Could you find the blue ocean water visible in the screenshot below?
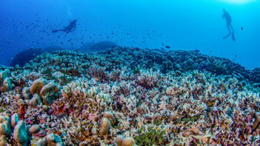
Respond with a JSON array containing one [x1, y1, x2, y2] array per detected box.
[[0, 0, 259, 69]]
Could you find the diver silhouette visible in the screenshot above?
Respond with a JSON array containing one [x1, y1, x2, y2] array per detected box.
[[222, 9, 236, 41], [52, 19, 77, 34]]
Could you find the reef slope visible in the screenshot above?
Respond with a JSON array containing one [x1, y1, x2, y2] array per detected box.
[[0, 47, 259, 145]]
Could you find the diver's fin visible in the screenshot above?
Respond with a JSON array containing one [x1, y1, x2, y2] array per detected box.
[[222, 33, 230, 40], [231, 32, 236, 41]]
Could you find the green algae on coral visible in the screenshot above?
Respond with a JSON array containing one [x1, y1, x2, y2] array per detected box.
[[135, 127, 166, 146]]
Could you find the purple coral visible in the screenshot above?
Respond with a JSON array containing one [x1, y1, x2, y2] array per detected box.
[[87, 65, 107, 81]]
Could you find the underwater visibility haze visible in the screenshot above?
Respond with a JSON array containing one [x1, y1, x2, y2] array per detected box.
[[0, 0, 259, 145], [0, 0, 260, 69]]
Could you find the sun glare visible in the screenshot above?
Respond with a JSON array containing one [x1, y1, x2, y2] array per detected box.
[[220, 0, 256, 4]]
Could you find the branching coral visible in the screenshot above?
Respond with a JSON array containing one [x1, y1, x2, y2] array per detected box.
[[135, 70, 159, 89], [0, 48, 259, 145], [87, 65, 107, 82]]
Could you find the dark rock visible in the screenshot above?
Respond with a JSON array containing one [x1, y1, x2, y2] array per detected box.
[[250, 68, 260, 84], [9, 47, 62, 67], [10, 48, 44, 67]]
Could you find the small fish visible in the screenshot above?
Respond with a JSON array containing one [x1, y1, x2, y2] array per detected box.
[[165, 45, 171, 49]]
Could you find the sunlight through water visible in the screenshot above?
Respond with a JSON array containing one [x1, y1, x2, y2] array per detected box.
[[219, 0, 256, 4]]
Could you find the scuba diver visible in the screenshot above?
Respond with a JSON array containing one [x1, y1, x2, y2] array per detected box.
[[52, 19, 77, 33], [222, 9, 236, 41]]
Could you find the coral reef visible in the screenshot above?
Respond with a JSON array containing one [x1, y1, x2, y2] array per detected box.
[[9, 47, 62, 67], [0, 47, 259, 145], [9, 48, 44, 67], [14, 120, 29, 146], [135, 126, 166, 145], [79, 41, 118, 53], [116, 136, 135, 146]]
